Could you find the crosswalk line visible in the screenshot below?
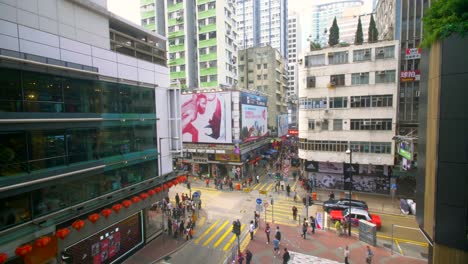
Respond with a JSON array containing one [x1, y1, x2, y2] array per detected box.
[[213, 224, 235, 248], [223, 224, 245, 251], [203, 220, 230, 246], [194, 219, 220, 244]]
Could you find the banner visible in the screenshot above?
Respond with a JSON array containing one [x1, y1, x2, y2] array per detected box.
[[316, 212, 323, 230], [405, 48, 422, 59], [214, 153, 241, 162], [240, 105, 268, 142], [277, 114, 289, 137], [318, 162, 343, 174], [181, 92, 232, 143], [400, 70, 421, 82]]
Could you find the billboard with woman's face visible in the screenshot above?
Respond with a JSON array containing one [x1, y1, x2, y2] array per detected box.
[[240, 92, 268, 142]]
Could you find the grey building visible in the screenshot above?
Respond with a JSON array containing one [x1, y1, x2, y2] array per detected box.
[[238, 46, 288, 132]]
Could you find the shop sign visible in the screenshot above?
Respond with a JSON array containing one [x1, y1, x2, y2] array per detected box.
[[405, 48, 422, 59], [193, 158, 208, 163], [288, 129, 298, 135], [205, 149, 215, 153], [215, 154, 240, 162], [400, 70, 421, 82]]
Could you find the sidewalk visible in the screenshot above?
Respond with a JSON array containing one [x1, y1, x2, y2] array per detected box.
[[244, 219, 426, 264]]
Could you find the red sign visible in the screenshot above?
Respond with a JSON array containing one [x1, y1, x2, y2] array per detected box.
[[288, 129, 298, 135], [400, 70, 421, 82], [405, 48, 422, 59]]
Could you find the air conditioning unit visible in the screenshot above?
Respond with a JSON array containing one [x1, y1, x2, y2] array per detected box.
[[316, 121, 322, 126], [227, 30, 231, 35], [375, 121, 382, 125], [327, 82, 336, 88], [176, 17, 183, 22], [324, 109, 329, 114]]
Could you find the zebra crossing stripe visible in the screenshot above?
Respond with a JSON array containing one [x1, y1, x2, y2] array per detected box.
[[203, 220, 230, 246], [194, 219, 220, 244], [223, 224, 245, 251]]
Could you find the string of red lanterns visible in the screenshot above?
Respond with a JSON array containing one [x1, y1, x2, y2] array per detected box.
[[15, 244, 32, 257], [0, 253, 8, 264], [35, 236, 51, 248], [56, 228, 70, 240]]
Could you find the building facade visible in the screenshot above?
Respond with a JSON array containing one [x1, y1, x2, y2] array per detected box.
[[237, 46, 288, 132], [298, 40, 399, 194], [286, 12, 301, 126], [141, 0, 238, 89], [0, 0, 181, 262], [236, 0, 288, 58]]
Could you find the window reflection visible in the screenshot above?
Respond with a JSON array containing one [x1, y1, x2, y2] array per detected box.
[[0, 194, 31, 231]]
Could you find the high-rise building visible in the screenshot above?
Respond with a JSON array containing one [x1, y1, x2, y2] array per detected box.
[[0, 0, 181, 261], [310, 0, 370, 47], [238, 46, 288, 132], [298, 40, 399, 194], [236, 0, 288, 58], [140, 0, 238, 89], [286, 12, 301, 126]]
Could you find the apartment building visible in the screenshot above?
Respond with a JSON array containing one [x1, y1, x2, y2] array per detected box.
[[0, 0, 181, 262], [286, 12, 301, 126], [298, 40, 399, 194]]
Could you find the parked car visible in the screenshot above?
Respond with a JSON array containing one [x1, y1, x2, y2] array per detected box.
[[330, 208, 382, 229], [322, 198, 368, 213]]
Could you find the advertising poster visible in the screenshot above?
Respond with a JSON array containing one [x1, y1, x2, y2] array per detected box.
[[181, 92, 232, 143], [304, 160, 318, 172], [314, 172, 344, 189], [277, 114, 289, 137], [318, 162, 344, 174], [240, 92, 268, 142]]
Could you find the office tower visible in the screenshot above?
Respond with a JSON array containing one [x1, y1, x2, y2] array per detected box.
[[286, 12, 301, 126]]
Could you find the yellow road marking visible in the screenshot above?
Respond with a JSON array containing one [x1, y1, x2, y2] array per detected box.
[[203, 220, 230, 246], [214, 224, 235, 248], [395, 239, 404, 255], [197, 216, 206, 227], [223, 224, 245, 251], [376, 234, 428, 247], [292, 178, 299, 190], [265, 183, 274, 192], [254, 182, 267, 190], [194, 219, 220, 244], [240, 228, 257, 252]]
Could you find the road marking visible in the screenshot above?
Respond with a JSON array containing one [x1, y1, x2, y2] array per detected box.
[[223, 224, 245, 251], [240, 228, 258, 252], [197, 216, 206, 227], [194, 219, 220, 244], [291, 178, 299, 190], [254, 182, 267, 190], [376, 234, 428, 247], [265, 183, 274, 192], [203, 220, 230, 246], [213, 224, 235, 248], [395, 239, 404, 255]]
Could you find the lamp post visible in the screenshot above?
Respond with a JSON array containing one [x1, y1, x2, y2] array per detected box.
[[345, 149, 352, 236], [158, 136, 179, 232]]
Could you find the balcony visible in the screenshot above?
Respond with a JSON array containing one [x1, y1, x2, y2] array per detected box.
[[168, 30, 185, 38], [200, 67, 218, 76], [168, 2, 184, 13], [199, 52, 217, 62], [199, 38, 217, 48], [198, 8, 216, 20], [199, 24, 216, 34], [171, 71, 187, 79], [169, 43, 185, 53]]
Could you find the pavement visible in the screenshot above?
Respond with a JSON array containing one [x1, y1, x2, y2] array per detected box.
[[123, 168, 423, 264]]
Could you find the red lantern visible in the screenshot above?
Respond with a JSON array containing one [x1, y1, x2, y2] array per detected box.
[[140, 193, 149, 200], [122, 200, 132, 208], [35, 236, 51, 248], [56, 228, 70, 240], [112, 204, 122, 213], [167, 182, 173, 188], [173, 179, 179, 185], [154, 187, 161, 193], [15, 244, 32, 257], [0, 253, 8, 264], [72, 219, 85, 231], [88, 213, 100, 223], [131, 196, 141, 203], [162, 184, 168, 190], [101, 208, 112, 218], [147, 189, 155, 196]]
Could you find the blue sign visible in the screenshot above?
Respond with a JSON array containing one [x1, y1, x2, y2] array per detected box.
[[256, 198, 262, 205], [193, 191, 200, 198], [391, 183, 397, 190]]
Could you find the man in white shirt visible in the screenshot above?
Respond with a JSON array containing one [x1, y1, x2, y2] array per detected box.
[[249, 220, 255, 240]]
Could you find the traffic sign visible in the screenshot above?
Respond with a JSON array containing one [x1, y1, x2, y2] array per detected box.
[[256, 198, 262, 205], [256, 204, 263, 212], [263, 202, 269, 208], [193, 191, 200, 198]]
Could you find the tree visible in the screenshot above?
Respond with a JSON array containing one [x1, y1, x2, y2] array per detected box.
[[368, 14, 379, 43], [328, 17, 340, 46], [354, 17, 364, 45]]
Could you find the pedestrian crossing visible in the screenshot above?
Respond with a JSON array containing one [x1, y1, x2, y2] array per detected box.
[[191, 218, 249, 252], [263, 194, 303, 227]]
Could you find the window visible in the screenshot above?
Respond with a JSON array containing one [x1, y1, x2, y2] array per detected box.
[[200, 76, 208, 82], [351, 95, 392, 107], [375, 70, 396, 83], [264, 63, 267, 69], [333, 119, 343, 130], [350, 96, 371, 108], [330, 74, 345, 86], [351, 72, 369, 85], [257, 64, 261, 70], [328, 51, 348, 64], [299, 97, 327, 109], [321, 119, 329, 130], [353, 49, 371, 62], [305, 54, 325, 67], [263, 74, 267, 80], [375, 46, 395, 59], [308, 119, 315, 130], [329, 97, 348, 108], [298, 140, 348, 152], [257, 75, 261, 80], [350, 119, 393, 130], [306, 76, 316, 88]]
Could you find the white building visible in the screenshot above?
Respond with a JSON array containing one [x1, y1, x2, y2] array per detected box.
[[236, 0, 288, 57], [298, 40, 399, 194], [287, 12, 301, 125]]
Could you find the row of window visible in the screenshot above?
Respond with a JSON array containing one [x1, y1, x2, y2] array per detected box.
[[306, 118, 392, 131], [306, 70, 396, 88], [299, 95, 393, 109], [304, 46, 395, 67], [0, 160, 157, 231], [0, 69, 156, 113], [0, 126, 157, 176], [298, 140, 392, 154], [200, 75, 217, 82], [198, 1, 216, 12]]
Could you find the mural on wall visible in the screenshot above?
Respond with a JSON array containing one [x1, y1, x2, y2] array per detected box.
[[181, 92, 232, 143], [240, 92, 268, 142]]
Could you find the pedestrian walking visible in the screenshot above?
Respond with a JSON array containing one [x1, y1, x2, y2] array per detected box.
[[282, 248, 291, 264], [205, 178, 209, 187], [344, 245, 350, 264], [366, 245, 374, 264], [292, 206, 298, 221], [310, 216, 316, 234], [265, 223, 271, 244], [275, 226, 282, 242], [293, 189, 297, 203], [245, 249, 253, 264], [335, 220, 341, 236], [301, 222, 308, 239], [286, 184, 291, 197], [273, 237, 280, 257], [237, 250, 244, 264], [175, 193, 180, 206], [329, 191, 335, 200], [256, 175, 260, 184], [249, 220, 255, 240], [255, 212, 260, 228], [167, 218, 172, 236]]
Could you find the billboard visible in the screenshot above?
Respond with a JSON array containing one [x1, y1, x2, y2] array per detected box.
[[277, 114, 289, 137], [181, 92, 232, 143], [400, 70, 421, 82], [240, 92, 268, 142], [405, 48, 422, 59]]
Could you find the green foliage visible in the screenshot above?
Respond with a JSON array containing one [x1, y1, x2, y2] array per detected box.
[[422, 0, 468, 48], [355, 17, 364, 45], [310, 42, 321, 50], [368, 14, 378, 43], [328, 17, 340, 46]]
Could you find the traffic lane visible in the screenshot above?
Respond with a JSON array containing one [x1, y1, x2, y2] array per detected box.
[[373, 212, 426, 243]]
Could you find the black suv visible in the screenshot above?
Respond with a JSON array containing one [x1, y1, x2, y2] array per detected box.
[[322, 198, 368, 213]]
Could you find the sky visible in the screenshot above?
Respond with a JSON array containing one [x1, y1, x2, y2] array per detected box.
[[107, 0, 374, 25]]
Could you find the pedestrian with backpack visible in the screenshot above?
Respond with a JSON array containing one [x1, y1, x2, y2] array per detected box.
[[245, 249, 253, 264], [282, 248, 291, 263], [275, 226, 282, 242], [265, 223, 271, 244]]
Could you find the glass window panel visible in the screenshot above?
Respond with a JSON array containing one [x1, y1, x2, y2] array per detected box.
[[29, 130, 66, 170], [23, 72, 64, 112], [0, 68, 22, 112], [0, 132, 28, 176], [67, 128, 97, 164], [101, 82, 121, 113], [0, 193, 31, 231]]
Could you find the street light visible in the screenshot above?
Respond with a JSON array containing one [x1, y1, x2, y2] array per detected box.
[[345, 149, 352, 237], [158, 136, 179, 232]]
